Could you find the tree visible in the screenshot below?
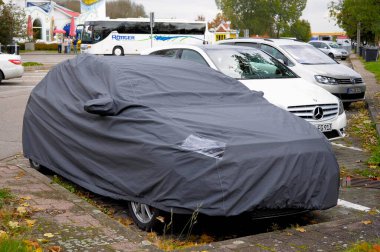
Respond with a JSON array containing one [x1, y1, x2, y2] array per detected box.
[[207, 13, 228, 29], [270, 0, 307, 38], [0, 1, 26, 45], [106, 0, 147, 18], [329, 0, 380, 43], [282, 19, 311, 42], [215, 0, 307, 37]]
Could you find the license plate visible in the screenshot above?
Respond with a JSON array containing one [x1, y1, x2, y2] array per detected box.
[[347, 87, 362, 94], [316, 124, 332, 132]]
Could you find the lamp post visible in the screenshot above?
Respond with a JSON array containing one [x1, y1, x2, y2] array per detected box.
[[357, 22, 361, 54]]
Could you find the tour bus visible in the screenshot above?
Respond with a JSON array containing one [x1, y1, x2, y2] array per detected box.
[[79, 18, 209, 55]]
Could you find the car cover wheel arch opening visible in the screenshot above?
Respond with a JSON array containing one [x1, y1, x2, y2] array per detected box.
[[0, 70, 4, 83], [113, 46, 124, 56], [128, 201, 160, 230], [328, 53, 334, 59]]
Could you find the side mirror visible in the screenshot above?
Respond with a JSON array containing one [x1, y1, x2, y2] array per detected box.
[[84, 97, 116, 116]]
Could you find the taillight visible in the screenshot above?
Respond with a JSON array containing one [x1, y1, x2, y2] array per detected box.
[[9, 59, 22, 65]]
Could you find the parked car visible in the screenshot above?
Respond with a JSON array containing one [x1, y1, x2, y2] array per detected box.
[[23, 54, 339, 231], [142, 45, 347, 140], [309, 40, 349, 60], [217, 38, 365, 107], [0, 52, 24, 82]]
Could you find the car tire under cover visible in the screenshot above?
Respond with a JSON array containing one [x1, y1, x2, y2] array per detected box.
[[127, 201, 162, 231], [29, 159, 41, 169], [328, 53, 334, 59]]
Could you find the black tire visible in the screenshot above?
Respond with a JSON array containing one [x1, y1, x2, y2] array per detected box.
[[29, 159, 42, 170], [343, 102, 351, 109], [112, 46, 124, 56], [328, 53, 334, 59], [341, 57, 347, 60], [127, 201, 162, 231]]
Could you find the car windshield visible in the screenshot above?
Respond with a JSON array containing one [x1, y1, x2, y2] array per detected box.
[[328, 42, 341, 49], [281, 45, 337, 65], [206, 48, 297, 79]]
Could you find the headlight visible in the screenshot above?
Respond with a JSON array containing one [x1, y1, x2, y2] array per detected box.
[[338, 99, 344, 115], [314, 75, 338, 85]]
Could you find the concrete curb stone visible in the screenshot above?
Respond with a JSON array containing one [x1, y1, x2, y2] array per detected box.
[[349, 54, 380, 137]]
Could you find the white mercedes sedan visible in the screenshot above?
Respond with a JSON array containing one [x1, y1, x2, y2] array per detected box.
[[142, 45, 347, 140], [0, 52, 24, 82]]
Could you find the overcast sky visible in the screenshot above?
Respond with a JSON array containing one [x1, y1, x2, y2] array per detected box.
[[133, 0, 343, 33]]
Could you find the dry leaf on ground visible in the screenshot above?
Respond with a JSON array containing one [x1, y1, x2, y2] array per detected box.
[[44, 233, 54, 238], [295, 227, 306, 233], [361, 220, 372, 225]]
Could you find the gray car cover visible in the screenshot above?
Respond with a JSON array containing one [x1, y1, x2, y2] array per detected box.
[[23, 54, 340, 216]]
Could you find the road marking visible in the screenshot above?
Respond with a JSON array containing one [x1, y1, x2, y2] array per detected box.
[[331, 142, 363, 152], [337, 199, 372, 212]]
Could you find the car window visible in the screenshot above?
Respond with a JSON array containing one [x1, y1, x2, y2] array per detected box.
[[219, 42, 235, 45], [320, 42, 329, 49], [259, 44, 294, 66], [149, 49, 178, 58], [328, 42, 341, 49], [180, 49, 209, 66], [310, 42, 320, 48], [206, 48, 297, 80], [234, 42, 260, 49], [280, 45, 337, 65]]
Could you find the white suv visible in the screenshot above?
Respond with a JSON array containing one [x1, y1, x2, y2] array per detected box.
[[217, 38, 366, 107], [142, 44, 347, 140]]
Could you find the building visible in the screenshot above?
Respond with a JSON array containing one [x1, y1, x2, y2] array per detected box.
[[209, 21, 238, 43], [26, 1, 80, 41], [4, 0, 106, 42]]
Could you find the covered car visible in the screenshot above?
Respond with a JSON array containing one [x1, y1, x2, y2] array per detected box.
[[23, 54, 339, 230]]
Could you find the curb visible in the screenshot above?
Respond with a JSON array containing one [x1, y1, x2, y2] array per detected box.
[[24, 65, 53, 71], [349, 54, 380, 138]]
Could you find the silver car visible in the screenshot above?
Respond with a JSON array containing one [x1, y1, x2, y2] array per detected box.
[[309, 40, 349, 60], [217, 38, 365, 107]]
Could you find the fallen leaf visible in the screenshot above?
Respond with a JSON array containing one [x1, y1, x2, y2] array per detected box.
[[361, 220, 372, 225], [25, 219, 36, 227], [17, 206, 27, 214], [44, 233, 54, 238], [285, 232, 293, 236], [21, 203, 30, 207], [47, 246, 62, 252], [8, 221, 20, 229], [14, 171, 25, 179], [156, 216, 165, 223], [37, 239, 49, 243], [295, 227, 306, 233], [0, 230, 8, 239], [21, 196, 31, 200], [23, 240, 40, 248]]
